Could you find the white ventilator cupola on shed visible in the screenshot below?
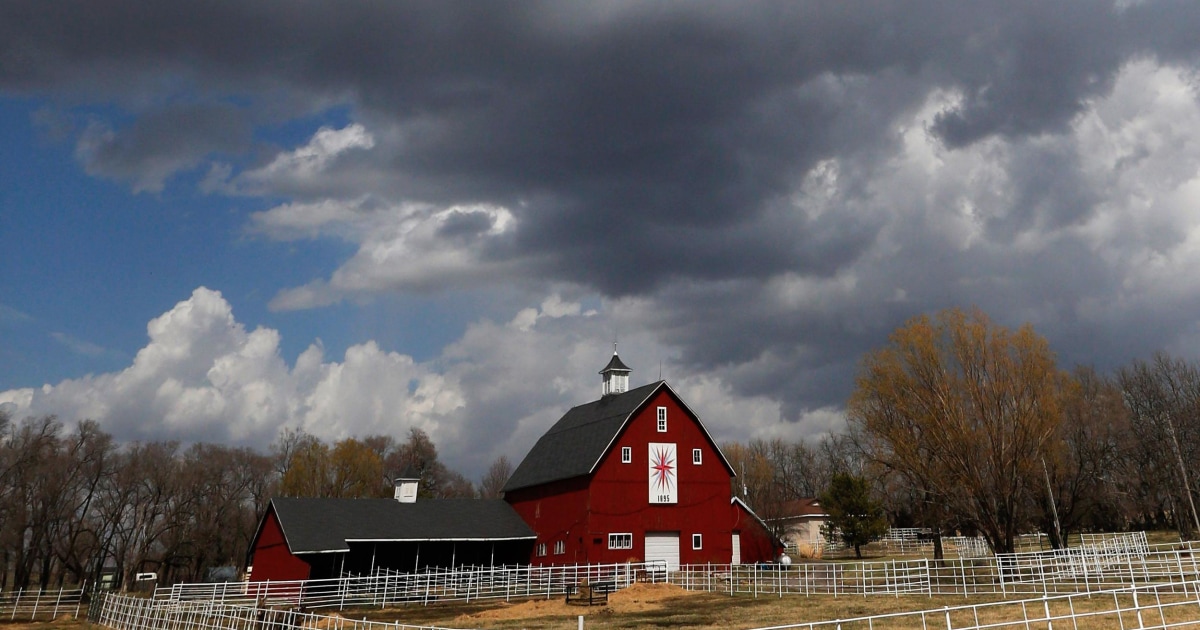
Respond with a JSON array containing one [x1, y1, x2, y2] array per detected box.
[[393, 465, 420, 503], [600, 347, 632, 396]]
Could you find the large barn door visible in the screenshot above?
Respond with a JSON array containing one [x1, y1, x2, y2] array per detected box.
[[731, 532, 741, 565], [644, 531, 680, 572]]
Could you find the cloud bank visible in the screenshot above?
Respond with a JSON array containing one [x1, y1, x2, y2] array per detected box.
[[0, 289, 796, 476], [6, 2, 1200, 458]]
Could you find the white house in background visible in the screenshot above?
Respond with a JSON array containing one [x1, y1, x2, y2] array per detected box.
[[769, 498, 829, 555]]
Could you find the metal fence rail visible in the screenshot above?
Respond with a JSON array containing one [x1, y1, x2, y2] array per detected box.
[[673, 540, 1200, 598], [96, 593, 475, 630], [158, 561, 666, 609], [749, 579, 1200, 629], [0, 586, 85, 621]]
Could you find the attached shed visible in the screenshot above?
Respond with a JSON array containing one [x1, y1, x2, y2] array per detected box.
[[247, 498, 536, 582]]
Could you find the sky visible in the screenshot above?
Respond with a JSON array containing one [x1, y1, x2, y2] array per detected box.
[[5, 1, 1200, 480]]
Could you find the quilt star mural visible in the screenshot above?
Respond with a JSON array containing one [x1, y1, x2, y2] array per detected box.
[[648, 442, 677, 504]]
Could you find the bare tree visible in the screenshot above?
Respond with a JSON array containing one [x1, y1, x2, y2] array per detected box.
[[1119, 353, 1200, 539], [1041, 367, 1131, 546], [848, 308, 1065, 553], [479, 455, 514, 499]]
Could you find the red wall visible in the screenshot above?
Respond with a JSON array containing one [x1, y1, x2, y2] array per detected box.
[[508, 387, 740, 566], [247, 508, 312, 582], [732, 501, 781, 564], [505, 475, 592, 565]]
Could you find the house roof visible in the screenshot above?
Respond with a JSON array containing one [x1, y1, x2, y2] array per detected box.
[[267, 498, 536, 554], [773, 497, 828, 520], [503, 380, 734, 493]]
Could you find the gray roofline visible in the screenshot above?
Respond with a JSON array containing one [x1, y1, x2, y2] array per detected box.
[[345, 536, 537, 543], [661, 381, 736, 476], [587, 383, 661, 475], [297, 548, 349, 555]]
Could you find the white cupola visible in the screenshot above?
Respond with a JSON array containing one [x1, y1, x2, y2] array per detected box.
[[393, 465, 420, 503], [600, 346, 632, 396]]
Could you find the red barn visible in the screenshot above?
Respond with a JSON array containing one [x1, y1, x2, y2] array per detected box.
[[244, 351, 779, 581], [503, 352, 780, 569]]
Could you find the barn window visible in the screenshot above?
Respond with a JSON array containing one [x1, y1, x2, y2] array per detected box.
[[692, 534, 703, 550], [554, 540, 566, 555], [657, 406, 667, 432], [536, 543, 547, 557], [608, 533, 633, 549], [621, 446, 631, 463], [692, 448, 702, 465]]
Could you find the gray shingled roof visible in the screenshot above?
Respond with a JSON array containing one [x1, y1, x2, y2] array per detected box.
[[269, 498, 536, 554], [503, 381, 663, 493]]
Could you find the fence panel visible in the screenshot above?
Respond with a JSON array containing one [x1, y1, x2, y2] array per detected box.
[[95, 593, 474, 630], [157, 561, 666, 610], [0, 587, 85, 621]]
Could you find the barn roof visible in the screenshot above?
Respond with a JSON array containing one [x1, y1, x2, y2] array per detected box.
[[503, 380, 734, 493], [267, 498, 536, 554]]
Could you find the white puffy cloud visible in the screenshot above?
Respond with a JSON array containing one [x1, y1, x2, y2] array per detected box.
[[0, 288, 462, 449], [262, 201, 520, 309], [208, 123, 377, 196], [0, 287, 812, 478], [246, 123, 374, 180]]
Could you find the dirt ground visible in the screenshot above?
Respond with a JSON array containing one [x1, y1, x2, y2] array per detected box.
[[452, 582, 687, 622]]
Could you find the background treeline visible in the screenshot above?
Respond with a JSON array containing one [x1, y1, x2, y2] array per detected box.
[[7, 306, 1200, 587], [727, 309, 1200, 557], [0, 418, 514, 591]]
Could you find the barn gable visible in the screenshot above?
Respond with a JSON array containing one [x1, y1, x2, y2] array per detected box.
[[504, 380, 734, 493]]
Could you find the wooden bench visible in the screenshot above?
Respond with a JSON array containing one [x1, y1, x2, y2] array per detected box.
[[565, 581, 615, 606]]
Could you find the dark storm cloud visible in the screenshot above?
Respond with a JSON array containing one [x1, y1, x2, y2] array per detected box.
[[75, 103, 251, 192], [7, 1, 1200, 424]]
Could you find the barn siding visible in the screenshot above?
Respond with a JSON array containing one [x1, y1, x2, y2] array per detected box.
[[505, 475, 592, 565], [586, 389, 734, 565], [732, 501, 780, 564], [248, 509, 312, 583], [507, 387, 755, 566]]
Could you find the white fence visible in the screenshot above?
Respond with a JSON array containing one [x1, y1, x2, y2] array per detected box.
[[672, 540, 1200, 598], [0, 586, 85, 621], [822, 529, 992, 559], [157, 561, 666, 609], [88, 537, 1200, 630], [95, 593, 475, 630], [749, 579, 1200, 629]]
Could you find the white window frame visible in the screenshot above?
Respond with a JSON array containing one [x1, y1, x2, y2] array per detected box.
[[657, 406, 667, 432], [692, 448, 702, 465], [621, 446, 632, 463], [554, 540, 565, 555], [692, 534, 703, 550], [608, 533, 633, 550], [536, 543, 547, 557]]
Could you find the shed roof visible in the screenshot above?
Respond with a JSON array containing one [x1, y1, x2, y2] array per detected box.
[[503, 380, 734, 493], [267, 498, 536, 554]]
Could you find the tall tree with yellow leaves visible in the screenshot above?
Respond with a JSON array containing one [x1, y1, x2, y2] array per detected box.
[[848, 308, 1065, 554]]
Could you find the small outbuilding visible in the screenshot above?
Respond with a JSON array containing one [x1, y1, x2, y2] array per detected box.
[[247, 489, 535, 582]]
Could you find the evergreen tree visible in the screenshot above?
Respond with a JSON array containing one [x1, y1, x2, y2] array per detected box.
[[820, 473, 888, 559]]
